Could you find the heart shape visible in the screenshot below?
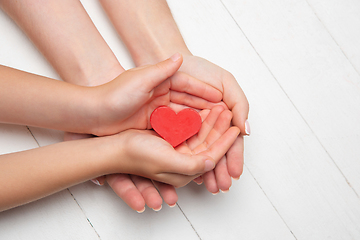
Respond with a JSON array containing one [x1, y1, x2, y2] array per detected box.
[[150, 106, 202, 147]]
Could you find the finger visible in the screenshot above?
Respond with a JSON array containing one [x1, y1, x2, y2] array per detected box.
[[170, 91, 221, 110], [193, 126, 240, 165], [160, 152, 215, 177], [193, 176, 203, 185], [154, 171, 202, 188], [226, 135, 244, 180], [106, 174, 146, 213], [175, 141, 192, 154], [195, 109, 233, 152], [186, 106, 225, 149], [214, 156, 232, 192], [91, 176, 105, 186], [170, 71, 223, 103], [153, 181, 178, 207], [131, 175, 163, 211], [131, 53, 183, 93], [167, 103, 212, 119], [222, 73, 250, 135], [202, 170, 219, 194]]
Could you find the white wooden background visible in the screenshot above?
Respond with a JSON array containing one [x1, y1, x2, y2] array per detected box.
[[1, 0, 360, 239]]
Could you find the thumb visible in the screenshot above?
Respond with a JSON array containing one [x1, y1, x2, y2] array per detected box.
[[134, 53, 183, 91]]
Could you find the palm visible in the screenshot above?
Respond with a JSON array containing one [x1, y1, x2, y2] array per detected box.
[[180, 55, 225, 92], [180, 54, 249, 193], [94, 68, 223, 136]]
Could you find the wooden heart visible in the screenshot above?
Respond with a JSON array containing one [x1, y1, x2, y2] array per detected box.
[[150, 106, 202, 147]]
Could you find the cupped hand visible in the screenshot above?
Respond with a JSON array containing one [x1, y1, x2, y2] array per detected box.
[[87, 53, 228, 213], [90, 53, 223, 136], [103, 106, 239, 212], [179, 54, 250, 192], [107, 107, 239, 187]]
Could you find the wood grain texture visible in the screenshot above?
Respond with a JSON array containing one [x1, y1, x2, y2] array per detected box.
[[1, 0, 360, 239], [221, 0, 360, 238], [306, 0, 360, 74]]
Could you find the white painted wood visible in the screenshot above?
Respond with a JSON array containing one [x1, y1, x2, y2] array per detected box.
[[2, 0, 360, 239], [306, 0, 360, 74], [171, 1, 360, 239], [215, 0, 360, 238], [0, 190, 100, 240], [0, 125, 99, 239], [68, 182, 201, 240], [65, 1, 299, 239], [177, 168, 295, 240], [0, 9, 101, 240], [28, 127, 64, 147], [79, 0, 135, 70], [0, 124, 38, 154], [0, 8, 59, 79]]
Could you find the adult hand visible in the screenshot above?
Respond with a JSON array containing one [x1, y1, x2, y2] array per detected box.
[[103, 106, 238, 212], [179, 54, 250, 193], [89, 53, 223, 136]]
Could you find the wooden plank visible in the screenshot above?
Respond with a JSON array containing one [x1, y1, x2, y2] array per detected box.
[[218, 0, 360, 239], [80, 0, 135, 70], [0, 190, 100, 240], [0, 124, 38, 154], [177, 169, 295, 240], [11, 1, 297, 239], [0, 9, 100, 240], [68, 182, 201, 240], [0, 125, 100, 239], [306, 0, 360, 73], [222, 0, 360, 193], [168, 0, 360, 239], [0, 8, 59, 79]]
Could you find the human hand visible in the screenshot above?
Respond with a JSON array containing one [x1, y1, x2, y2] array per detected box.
[[179, 54, 250, 193], [89, 53, 223, 136], [105, 108, 239, 187], [101, 106, 238, 212], [86, 53, 226, 212]]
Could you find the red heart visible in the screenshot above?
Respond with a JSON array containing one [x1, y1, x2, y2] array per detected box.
[[150, 106, 202, 147]]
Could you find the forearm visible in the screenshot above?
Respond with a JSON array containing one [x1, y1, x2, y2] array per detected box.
[[0, 136, 115, 211], [100, 0, 191, 66], [0, 0, 123, 86], [0, 65, 97, 133]]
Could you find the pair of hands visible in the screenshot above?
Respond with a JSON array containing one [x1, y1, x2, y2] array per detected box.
[[79, 53, 248, 212]]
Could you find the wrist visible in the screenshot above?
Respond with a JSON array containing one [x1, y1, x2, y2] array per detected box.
[[133, 40, 192, 67], [71, 61, 124, 87], [75, 86, 104, 135], [101, 0, 193, 67]]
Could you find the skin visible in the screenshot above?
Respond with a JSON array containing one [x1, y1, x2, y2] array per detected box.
[[100, 0, 250, 192], [0, 61, 240, 212], [1, 0, 181, 212], [0, 0, 249, 211], [0, 55, 222, 134]]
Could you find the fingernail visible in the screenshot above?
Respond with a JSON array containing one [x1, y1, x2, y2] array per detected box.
[[153, 205, 162, 212], [91, 179, 102, 186], [168, 203, 177, 208], [245, 120, 251, 135], [194, 176, 203, 185], [170, 52, 181, 62], [204, 160, 215, 172], [137, 207, 146, 213], [221, 189, 229, 193], [212, 191, 220, 195], [232, 176, 240, 181]]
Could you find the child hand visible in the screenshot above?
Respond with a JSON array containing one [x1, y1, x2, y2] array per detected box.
[[89, 53, 224, 136], [106, 114, 239, 187], [101, 106, 239, 212]]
